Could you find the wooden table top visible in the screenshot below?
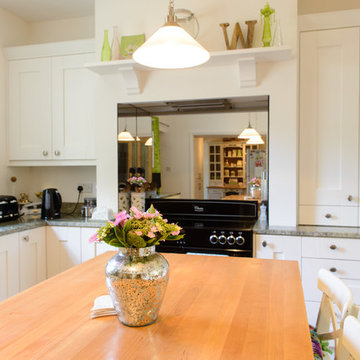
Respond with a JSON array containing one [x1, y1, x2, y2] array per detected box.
[[0, 253, 313, 360]]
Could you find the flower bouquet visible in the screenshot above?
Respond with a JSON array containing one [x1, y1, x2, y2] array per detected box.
[[127, 176, 147, 192], [248, 177, 261, 188], [248, 177, 261, 199], [89, 205, 184, 248]]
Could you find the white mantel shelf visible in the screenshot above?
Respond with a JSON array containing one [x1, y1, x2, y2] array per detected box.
[[85, 46, 292, 95]]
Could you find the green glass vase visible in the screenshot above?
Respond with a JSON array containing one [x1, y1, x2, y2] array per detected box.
[[101, 30, 111, 61]]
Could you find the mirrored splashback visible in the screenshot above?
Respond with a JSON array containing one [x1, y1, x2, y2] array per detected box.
[[117, 96, 269, 205]]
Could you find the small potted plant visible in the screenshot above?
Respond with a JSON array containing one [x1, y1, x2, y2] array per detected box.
[[127, 176, 148, 211], [248, 177, 261, 198], [89, 205, 184, 327]]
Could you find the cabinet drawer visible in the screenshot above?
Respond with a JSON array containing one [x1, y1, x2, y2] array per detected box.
[[299, 205, 358, 226], [302, 237, 360, 261], [302, 258, 360, 304]]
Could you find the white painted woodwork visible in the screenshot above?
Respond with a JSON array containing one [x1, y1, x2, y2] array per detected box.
[[0, 233, 19, 302], [80, 227, 114, 262], [299, 27, 360, 226], [52, 53, 97, 160], [46, 226, 81, 278], [19, 227, 46, 291], [85, 46, 292, 94], [302, 258, 360, 305], [302, 237, 360, 261], [305, 300, 321, 327], [255, 235, 302, 272], [8, 58, 52, 160]]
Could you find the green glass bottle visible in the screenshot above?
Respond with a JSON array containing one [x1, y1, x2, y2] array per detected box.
[[101, 30, 111, 61], [260, 3, 275, 47]]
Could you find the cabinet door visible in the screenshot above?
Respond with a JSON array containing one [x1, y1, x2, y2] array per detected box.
[[81, 227, 114, 262], [299, 28, 359, 225], [46, 226, 81, 278], [19, 227, 46, 291], [255, 235, 302, 272], [0, 233, 19, 301], [8, 58, 52, 160], [52, 53, 97, 160]]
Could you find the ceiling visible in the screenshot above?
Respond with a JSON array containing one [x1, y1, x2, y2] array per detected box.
[[0, 0, 94, 22], [117, 96, 269, 117]]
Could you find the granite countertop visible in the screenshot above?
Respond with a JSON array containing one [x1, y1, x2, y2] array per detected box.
[[0, 215, 107, 236], [254, 220, 360, 239]]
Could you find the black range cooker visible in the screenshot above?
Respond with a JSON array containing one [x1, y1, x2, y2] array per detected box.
[[145, 199, 258, 257]]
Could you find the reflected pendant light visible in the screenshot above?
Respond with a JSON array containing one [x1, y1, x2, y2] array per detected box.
[[238, 122, 261, 139], [145, 137, 153, 146], [133, 0, 210, 69], [246, 135, 264, 145], [118, 129, 135, 142]]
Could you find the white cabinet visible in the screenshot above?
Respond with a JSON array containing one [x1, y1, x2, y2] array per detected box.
[[19, 227, 46, 291], [255, 235, 302, 272], [80, 227, 113, 262], [299, 27, 360, 226], [0, 233, 19, 302], [7, 41, 96, 163], [301, 236, 360, 326], [46, 226, 81, 278]]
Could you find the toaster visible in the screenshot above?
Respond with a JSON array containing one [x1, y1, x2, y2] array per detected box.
[[0, 195, 19, 223]]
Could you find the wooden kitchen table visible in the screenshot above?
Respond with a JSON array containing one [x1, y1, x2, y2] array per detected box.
[[0, 252, 313, 360]]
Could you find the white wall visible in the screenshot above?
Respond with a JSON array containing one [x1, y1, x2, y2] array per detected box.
[[299, 0, 360, 15], [94, 0, 297, 226], [0, 8, 31, 196], [29, 16, 94, 44]]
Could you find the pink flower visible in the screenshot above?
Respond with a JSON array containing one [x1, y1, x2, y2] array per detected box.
[[135, 230, 142, 236], [130, 206, 144, 219], [144, 213, 156, 219], [171, 230, 180, 236], [150, 226, 158, 233], [111, 210, 129, 227], [147, 231, 156, 238], [89, 232, 98, 243], [163, 219, 168, 223]]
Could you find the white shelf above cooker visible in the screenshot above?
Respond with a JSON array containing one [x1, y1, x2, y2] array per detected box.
[[85, 46, 292, 95]]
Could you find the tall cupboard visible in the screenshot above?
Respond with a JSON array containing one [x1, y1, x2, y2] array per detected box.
[[299, 27, 360, 226]]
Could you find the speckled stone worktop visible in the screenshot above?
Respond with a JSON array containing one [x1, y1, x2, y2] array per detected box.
[[254, 220, 360, 239], [0, 216, 107, 236], [2, 216, 360, 239]]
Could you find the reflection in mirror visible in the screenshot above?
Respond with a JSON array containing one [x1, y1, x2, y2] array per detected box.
[[117, 96, 269, 210]]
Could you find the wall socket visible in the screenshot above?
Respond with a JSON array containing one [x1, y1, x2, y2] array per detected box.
[[78, 183, 93, 193]]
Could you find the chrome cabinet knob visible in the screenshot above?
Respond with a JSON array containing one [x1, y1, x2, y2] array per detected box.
[[325, 213, 332, 219], [329, 267, 337, 273], [348, 195, 353, 202], [330, 245, 337, 250], [22, 235, 29, 242], [54, 150, 60, 156], [43, 150, 48, 156], [261, 240, 267, 247]]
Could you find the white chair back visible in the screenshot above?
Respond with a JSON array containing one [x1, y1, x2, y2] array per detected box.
[[337, 315, 360, 360], [316, 269, 354, 358]]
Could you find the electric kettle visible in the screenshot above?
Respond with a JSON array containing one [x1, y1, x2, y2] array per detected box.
[[41, 188, 62, 219]]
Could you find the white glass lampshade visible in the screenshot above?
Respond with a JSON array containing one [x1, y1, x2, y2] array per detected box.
[[238, 126, 261, 139], [246, 135, 264, 145], [118, 130, 135, 142], [145, 137, 153, 146], [133, 25, 210, 69]]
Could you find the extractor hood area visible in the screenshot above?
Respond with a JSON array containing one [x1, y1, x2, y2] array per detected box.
[[117, 95, 269, 117]]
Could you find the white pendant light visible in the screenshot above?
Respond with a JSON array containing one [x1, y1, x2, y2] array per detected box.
[[118, 129, 135, 142], [246, 135, 264, 145], [145, 137, 153, 146], [238, 122, 261, 139], [133, 0, 210, 69]]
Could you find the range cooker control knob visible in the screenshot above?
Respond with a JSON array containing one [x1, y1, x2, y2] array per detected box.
[[218, 235, 227, 245], [236, 236, 245, 246], [227, 235, 236, 245], [209, 234, 218, 244]]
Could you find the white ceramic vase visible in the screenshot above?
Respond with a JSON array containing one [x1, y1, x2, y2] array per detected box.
[[131, 191, 145, 211], [118, 192, 130, 212]]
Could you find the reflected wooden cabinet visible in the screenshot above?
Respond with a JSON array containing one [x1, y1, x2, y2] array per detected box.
[[208, 144, 222, 186]]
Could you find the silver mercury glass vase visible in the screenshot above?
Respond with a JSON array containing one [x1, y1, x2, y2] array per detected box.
[[105, 246, 169, 327]]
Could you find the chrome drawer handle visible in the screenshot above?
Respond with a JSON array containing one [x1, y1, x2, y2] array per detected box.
[[348, 195, 353, 202], [329, 267, 337, 273], [325, 214, 332, 219], [43, 150, 48, 156], [330, 245, 337, 250], [54, 150, 60, 156], [262, 241, 267, 247]]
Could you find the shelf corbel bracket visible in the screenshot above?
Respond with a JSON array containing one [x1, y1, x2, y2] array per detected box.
[[237, 57, 256, 88], [120, 66, 141, 95]]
